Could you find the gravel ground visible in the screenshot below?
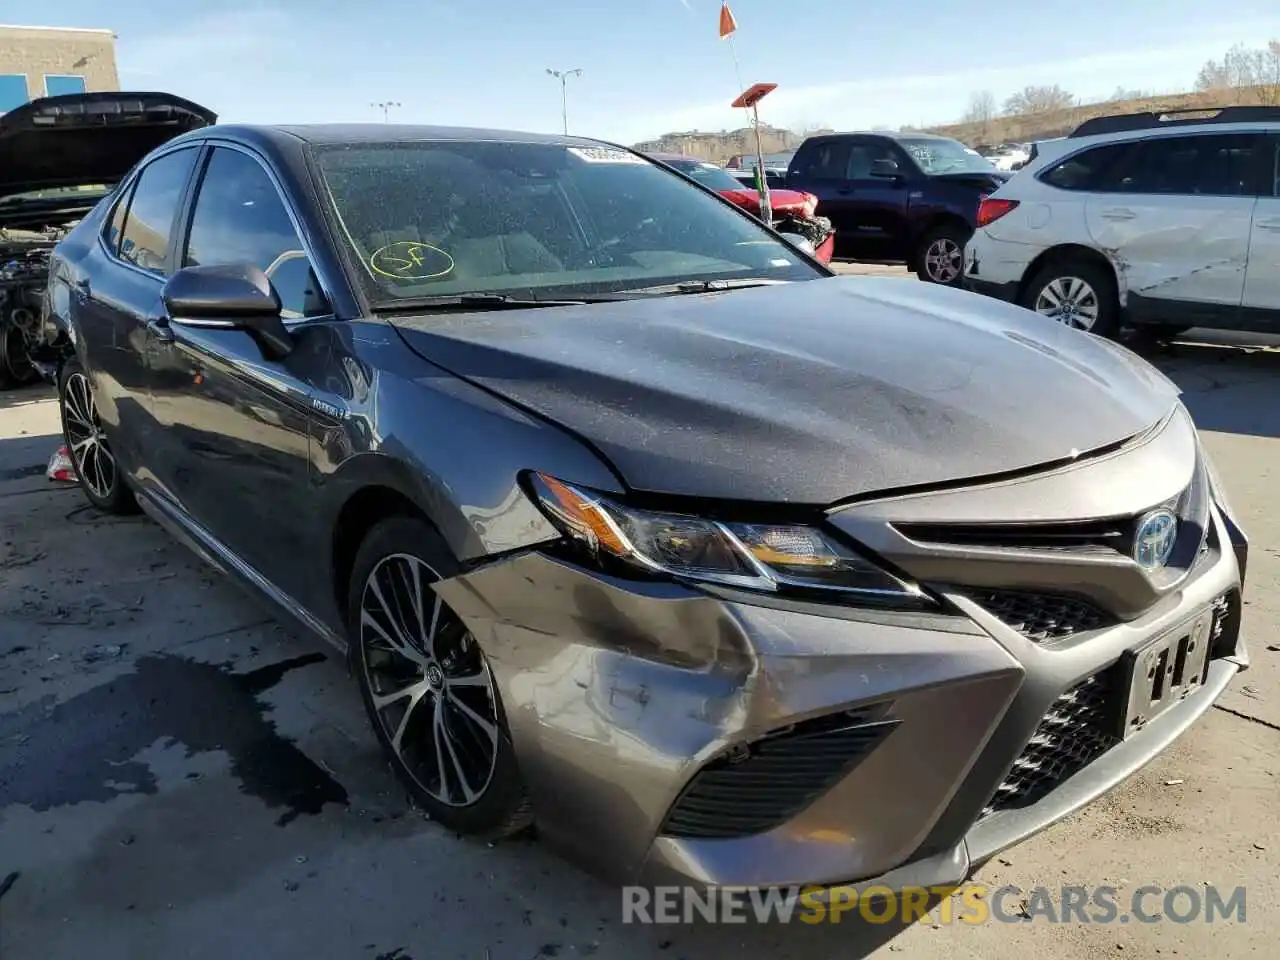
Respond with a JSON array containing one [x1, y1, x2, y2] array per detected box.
[[1, 285, 1277, 959]]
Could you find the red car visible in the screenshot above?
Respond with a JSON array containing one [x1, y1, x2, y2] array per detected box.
[[647, 153, 835, 263]]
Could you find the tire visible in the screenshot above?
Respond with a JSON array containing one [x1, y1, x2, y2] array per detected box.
[[347, 516, 531, 838], [1019, 258, 1120, 338], [58, 358, 139, 514], [913, 223, 969, 286]]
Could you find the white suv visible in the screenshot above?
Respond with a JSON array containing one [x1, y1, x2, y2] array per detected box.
[[963, 107, 1280, 338]]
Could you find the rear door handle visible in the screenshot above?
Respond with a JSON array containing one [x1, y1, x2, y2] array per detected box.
[[1101, 208, 1136, 221], [145, 318, 174, 342], [1256, 218, 1280, 232]]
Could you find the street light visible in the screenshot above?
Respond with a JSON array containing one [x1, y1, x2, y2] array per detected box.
[[545, 68, 582, 135], [370, 101, 401, 123]]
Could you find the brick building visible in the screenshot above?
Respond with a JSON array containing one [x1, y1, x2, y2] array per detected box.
[[0, 23, 119, 115]]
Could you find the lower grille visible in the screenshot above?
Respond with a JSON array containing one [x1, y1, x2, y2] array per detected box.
[[982, 666, 1123, 817], [964, 588, 1117, 642], [660, 706, 899, 840]]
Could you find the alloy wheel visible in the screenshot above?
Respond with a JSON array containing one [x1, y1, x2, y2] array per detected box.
[[358, 553, 499, 807], [924, 238, 963, 283], [1034, 276, 1100, 330], [62, 372, 117, 500]]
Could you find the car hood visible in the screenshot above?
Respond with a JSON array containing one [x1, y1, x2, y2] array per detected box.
[[390, 277, 1179, 504], [719, 188, 815, 216], [0, 92, 216, 201]]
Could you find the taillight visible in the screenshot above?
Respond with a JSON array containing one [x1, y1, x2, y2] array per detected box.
[[976, 197, 1019, 228]]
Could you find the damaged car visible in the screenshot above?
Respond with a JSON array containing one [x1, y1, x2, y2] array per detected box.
[[0, 92, 216, 387], [646, 152, 836, 262], [45, 118, 1248, 892]]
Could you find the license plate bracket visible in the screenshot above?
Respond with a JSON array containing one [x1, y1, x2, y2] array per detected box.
[[1120, 609, 1214, 739]]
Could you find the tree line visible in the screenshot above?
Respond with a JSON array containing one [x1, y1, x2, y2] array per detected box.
[[958, 38, 1280, 134]]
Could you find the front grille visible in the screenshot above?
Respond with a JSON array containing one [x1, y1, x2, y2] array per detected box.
[[982, 666, 1123, 817], [963, 588, 1117, 642], [660, 706, 899, 840]]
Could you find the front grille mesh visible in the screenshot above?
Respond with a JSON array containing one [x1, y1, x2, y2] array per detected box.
[[964, 588, 1117, 642], [982, 667, 1122, 817], [661, 706, 899, 840]]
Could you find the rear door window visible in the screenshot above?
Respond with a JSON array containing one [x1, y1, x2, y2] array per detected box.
[[1103, 134, 1260, 196], [793, 140, 853, 181], [117, 147, 199, 275]]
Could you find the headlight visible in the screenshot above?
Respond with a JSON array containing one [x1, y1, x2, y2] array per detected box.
[[528, 473, 930, 607]]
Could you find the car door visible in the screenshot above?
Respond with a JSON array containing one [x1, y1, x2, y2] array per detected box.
[[146, 143, 337, 606], [836, 136, 915, 260], [72, 146, 202, 484], [1242, 134, 1280, 325], [1084, 132, 1260, 326], [785, 138, 857, 240]]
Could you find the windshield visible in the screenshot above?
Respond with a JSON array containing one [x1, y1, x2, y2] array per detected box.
[[314, 140, 821, 303], [898, 138, 997, 175], [665, 158, 748, 193]]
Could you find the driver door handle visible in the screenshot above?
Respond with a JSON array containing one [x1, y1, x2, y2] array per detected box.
[[146, 318, 174, 342], [1101, 207, 1136, 221]]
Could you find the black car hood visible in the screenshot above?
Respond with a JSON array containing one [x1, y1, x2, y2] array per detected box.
[[0, 92, 216, 201], [390, 277, 1179, 504]]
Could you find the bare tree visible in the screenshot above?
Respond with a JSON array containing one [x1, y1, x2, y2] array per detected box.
[[1195, 40, 1280, 104], [1003, 84, 1076, 116], [1109, 87, 1148, 101], [795, 120, 834, 137], [962, 90, 998, 123]]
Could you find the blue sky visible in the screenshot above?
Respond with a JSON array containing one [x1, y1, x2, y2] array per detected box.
[[33, 0, 1280, 142]]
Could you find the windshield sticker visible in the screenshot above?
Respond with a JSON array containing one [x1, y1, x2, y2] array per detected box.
[[769, 258, 793, 267], [369, 241, 456, 281], [567, 147, 646, 164]]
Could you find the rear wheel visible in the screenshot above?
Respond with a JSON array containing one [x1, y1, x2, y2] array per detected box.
[[347, 517, 531, 838], [58, 359, 138, 514], [1020, 258, 1120, 338], [913, 223, 969, 285]]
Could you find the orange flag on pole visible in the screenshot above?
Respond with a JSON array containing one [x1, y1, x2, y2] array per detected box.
[[718, 2, 738, 39]]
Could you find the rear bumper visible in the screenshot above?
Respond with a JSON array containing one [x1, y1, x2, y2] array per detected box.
[[435, 503, 1245, 891]]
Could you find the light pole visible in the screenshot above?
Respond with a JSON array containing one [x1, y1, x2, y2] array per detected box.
[[545, 68, 582, 135], [370, 101, 401, 123]]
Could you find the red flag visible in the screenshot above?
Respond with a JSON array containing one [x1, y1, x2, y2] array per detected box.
[[718, 2, 737, 39]]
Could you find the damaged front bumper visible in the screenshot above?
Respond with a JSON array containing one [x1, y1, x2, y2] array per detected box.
[[434, 512, 1246, 891]]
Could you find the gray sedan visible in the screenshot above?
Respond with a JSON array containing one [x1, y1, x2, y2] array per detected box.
[[40, 102, 1249, 891]]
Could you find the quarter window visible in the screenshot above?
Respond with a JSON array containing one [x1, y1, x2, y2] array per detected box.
[[118, 147, 199, 275], [105, 181, 136, 256], [1040, 143, 1133, 192], [1105, 134, 1258, 196], [184, 148, 329, 319]]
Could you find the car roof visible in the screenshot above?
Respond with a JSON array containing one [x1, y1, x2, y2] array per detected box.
[[206, 123, 618, 148], [804, 130, 954, 142]]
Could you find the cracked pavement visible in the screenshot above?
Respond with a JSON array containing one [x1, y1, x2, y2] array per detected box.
[[0, 316, 1277, 959]]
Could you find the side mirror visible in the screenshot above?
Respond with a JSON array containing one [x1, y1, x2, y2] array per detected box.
[[161, 263, 293, 358], [869, 158, 903, 180]]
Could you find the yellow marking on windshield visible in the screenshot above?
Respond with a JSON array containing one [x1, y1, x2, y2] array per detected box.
[[369, 241, 456, 280]]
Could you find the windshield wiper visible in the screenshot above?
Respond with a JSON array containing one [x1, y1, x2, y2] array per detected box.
[[370, 293, 623, 313], [615, 277, 791, 296]]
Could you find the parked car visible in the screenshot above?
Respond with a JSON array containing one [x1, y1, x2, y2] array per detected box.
[[963, 106, 1280, 338], [984, 142, 1032, 172], [645, 152, 835, 262], [39, 96, 1248, 894], [783, 131, 1010, 283]]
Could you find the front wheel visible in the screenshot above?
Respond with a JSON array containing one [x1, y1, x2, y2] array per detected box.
[[1019, 258, 1120, 338], [58, 359, 138, 514], [914, 224, 969, 285], [348, 517, 531, 838]]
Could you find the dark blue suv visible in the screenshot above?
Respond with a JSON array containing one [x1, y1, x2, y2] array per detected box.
[[784, 132, 1010, 284]]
